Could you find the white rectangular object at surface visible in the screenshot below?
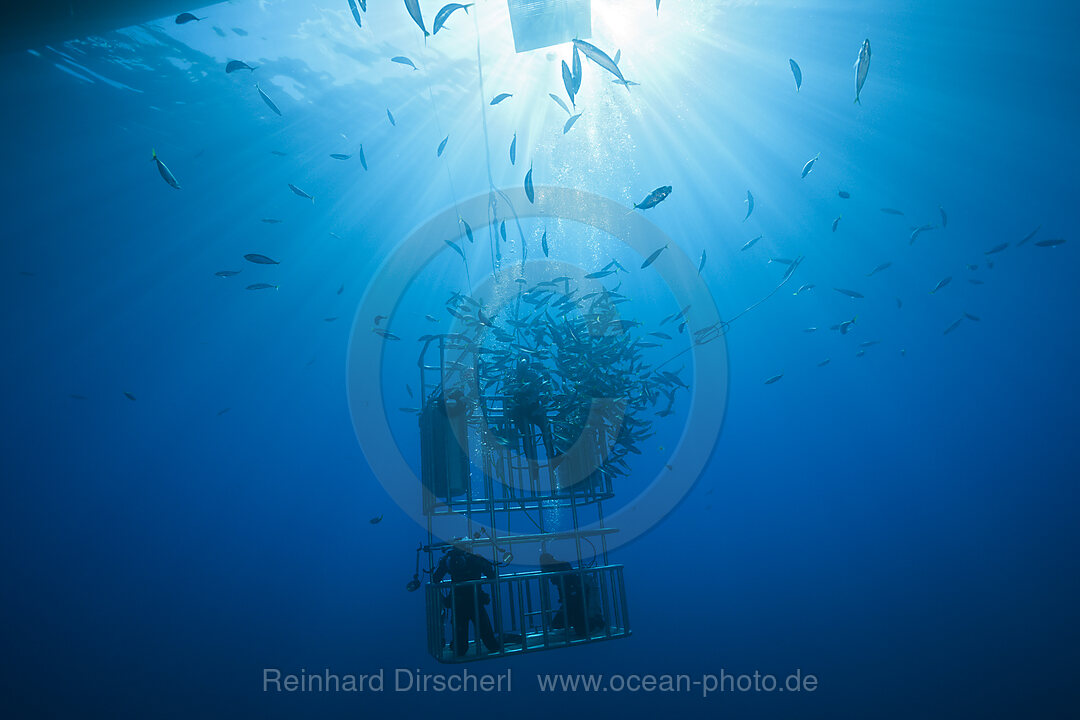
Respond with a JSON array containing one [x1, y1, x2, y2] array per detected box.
[[507, 0, 591, 53]]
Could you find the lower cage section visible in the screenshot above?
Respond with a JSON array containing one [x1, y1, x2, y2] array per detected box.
[[426, 564, 630, 663]]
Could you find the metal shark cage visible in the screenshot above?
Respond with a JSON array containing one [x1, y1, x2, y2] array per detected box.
[[413, 335, 631, 663], [507, 0, 592, 53]]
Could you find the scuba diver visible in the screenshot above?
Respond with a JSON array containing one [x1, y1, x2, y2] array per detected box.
[[432, 542, 502, 657], [505, 355, 557, 484], [539, 551, 605, 638]]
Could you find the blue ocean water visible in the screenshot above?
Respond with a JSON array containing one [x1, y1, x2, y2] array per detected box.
[[1, 0, 1077, 717]]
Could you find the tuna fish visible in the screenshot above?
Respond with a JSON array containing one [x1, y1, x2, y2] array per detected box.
[[854, 39, 871, 104]]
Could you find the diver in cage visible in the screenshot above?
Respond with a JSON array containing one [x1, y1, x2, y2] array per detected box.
[[506, 355, 558, 482], [539, 552, 605, 638], [432, 542, 502, 656]]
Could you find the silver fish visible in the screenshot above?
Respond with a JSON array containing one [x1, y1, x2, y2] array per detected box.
[[801, 153, 819, 178], [1018, 225, 1041, 246], [563, 113, 582, 134], [573, 39, 630, 88], [510, 133, 516, 165], [635, 187, 672, 211], [524, 166, 534, 203], [782, 256, 804, 283], [549, 93, 571, 115], [854, 38, 871, 104], [256, 83, 281, 116], [789, 59, 802, 91], [764, 373, 783, 385], [561, 61, 576, 108], [984, 242, 1008, 255], [866, 261, 892, 277], [391, 55, 418, 70], [387, 108, 396, 126], [151, 149, 180, 189], [744, 190, 754, 221], [909, 224, 936, 245], [1034, 238, 1066, 247], [403, 0, 429, 37], [740, 235, 762, 251], [437, 136, 448, 157], [244, 253, 279, 265], [571, 44, 582, 95], [347, 0, 362, 28], [640, 245, 668, 269], [445, 239, 465, 260], [834, 288, 864, 299], [939, 205, 948, 229], [433, 3, 473, 34], [943, 318, 963, 335], [225, 60, 256, 73], [490, 92, 512, 105], [661, 304, 690, 325], [288, 183, 314, 203], [929, 277, 952, 294]]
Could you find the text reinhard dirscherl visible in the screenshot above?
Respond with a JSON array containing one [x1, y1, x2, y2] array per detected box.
[[263, 668, 512, 693]]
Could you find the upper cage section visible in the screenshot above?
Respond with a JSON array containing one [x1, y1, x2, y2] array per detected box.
[[417, 335, 617, 518]]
